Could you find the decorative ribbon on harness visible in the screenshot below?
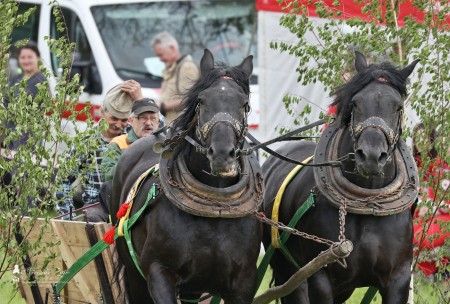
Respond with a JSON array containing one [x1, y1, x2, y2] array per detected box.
[[55, 165, 159, 295]]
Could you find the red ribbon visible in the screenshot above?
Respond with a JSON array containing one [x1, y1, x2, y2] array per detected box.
[[103, 227, 116, 244], [116, 202, 130, 219]]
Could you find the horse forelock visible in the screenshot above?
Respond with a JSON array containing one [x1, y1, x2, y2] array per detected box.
[[169, 63, 250, 159], [331, 61, 410, 126]]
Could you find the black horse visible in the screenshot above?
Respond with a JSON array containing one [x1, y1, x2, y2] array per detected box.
[[261, 52, 419, 303], [110, 49, 263, 304]]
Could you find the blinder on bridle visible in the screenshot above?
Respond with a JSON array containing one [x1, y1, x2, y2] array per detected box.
[[349, 77, 403, 154]]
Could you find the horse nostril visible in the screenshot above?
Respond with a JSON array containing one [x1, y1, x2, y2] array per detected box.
[[355, 149, 366, 163], [378, 152, 388, 165], [229, 147, 236, 158], [207, 147, 214, 157]]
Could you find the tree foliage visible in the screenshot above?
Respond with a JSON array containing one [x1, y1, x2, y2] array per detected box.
[[274, 0, 449, 300], [0, 0, 101, 300]]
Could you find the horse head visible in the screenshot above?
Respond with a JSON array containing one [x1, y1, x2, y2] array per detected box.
[[334, 51, 419, 177], [171, 49, 253, 178]]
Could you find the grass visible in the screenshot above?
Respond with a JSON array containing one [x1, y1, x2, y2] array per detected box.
[[1, 253, 447, 304], [0, 270, 26, 304], [255, 256, 447, 304]]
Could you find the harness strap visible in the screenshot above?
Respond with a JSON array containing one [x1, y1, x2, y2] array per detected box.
[[243, 119, 326, 154], [272, 156, 314, 247], [55, 166, 159, 294], [361, 286, 378, 304], [256, 191, 316, 289], [118, 165, 159, 237], [124, 184, 158, 277], [245, 132, 343, 167]]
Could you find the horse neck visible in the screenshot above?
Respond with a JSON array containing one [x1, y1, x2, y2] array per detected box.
[[338, 127, 397, 189], [183, 149, 240, 188]]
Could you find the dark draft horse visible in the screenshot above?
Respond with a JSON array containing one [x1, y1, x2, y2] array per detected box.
[[110, 49, 262, 304], [262, 52, 419, 303]]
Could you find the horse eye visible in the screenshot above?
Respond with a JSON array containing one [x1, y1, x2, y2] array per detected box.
[[397, 106, 403, 112], [243, 102, 250, 112]]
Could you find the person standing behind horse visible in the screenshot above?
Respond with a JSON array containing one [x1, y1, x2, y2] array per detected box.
[[102, 98, 160, 182], [55, 80, 143, 221], [151, 32, 199, 125]]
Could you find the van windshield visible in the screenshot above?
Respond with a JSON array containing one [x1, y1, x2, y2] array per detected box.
[[91, 0, 257, 88]]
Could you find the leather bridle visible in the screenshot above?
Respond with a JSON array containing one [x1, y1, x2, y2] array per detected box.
[[348, 77, 403, 155], [157, 76, 250, 158], [193, 103, 249, 156]]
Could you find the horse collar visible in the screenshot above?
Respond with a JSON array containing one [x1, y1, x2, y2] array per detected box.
[[158, 151, 264, 218], [314, 123, 418, 216]]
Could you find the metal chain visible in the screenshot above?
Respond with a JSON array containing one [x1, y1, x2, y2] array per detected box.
[[338, 198, 348, 242], [252, 211, 335, 246], [324, 181, 415, 205]]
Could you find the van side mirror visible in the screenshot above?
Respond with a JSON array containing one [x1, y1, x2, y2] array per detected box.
[[71, 58, 102, 95]]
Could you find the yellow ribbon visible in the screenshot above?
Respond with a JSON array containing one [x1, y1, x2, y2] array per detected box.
[[271, 156, 314, 248], [118, 164, 159, 237]]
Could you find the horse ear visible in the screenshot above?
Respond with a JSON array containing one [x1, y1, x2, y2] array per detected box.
[[237, 55, 253, 79], [354, 51, 368, 73], [399, 59, 420, 80], [200, 49, 215, 76]]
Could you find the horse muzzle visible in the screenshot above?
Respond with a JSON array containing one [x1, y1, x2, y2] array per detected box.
[[206, 145, 240, 177], [354, 128, 390, 177]]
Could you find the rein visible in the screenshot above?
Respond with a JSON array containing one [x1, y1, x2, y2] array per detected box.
[[243, 119, 350, 167]]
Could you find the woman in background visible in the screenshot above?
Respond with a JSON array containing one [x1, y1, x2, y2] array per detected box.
[[9, 41, 47, 97], [3, 41, 48, 150], [1, 41, 49, 200]]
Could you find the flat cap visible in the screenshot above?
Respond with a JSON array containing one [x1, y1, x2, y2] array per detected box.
[[103, 84, 134, 119]]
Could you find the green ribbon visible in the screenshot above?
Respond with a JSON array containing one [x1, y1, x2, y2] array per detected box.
[[256, 192, 315, 289], [56, 169, 158, 294], [361, 286, 378, 304], [56, 237, 113, 293]]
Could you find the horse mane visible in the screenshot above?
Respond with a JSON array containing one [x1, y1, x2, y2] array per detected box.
[[331, 61, 410, 126], [169, 62, 250, 159]]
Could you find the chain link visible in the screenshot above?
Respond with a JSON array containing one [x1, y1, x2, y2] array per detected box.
[[338, 198, 348, 242], [253, 211, 335, 246], [254, 183, 414, 248], [324, 180, 415, 206]]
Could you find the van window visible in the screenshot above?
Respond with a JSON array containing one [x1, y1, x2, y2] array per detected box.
[[11, 3, 40, 52], [50, 6, 102, 93], [91, 0, 257, 88]]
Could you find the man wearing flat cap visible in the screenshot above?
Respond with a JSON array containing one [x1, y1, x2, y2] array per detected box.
[[56, 81, 143, 221], [102, 98, 160, 182]]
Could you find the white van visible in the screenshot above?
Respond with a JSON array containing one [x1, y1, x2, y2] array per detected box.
[[11, 0, 259, 135]]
